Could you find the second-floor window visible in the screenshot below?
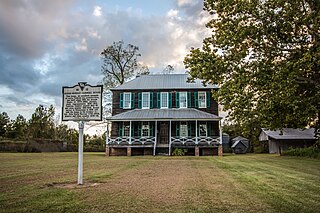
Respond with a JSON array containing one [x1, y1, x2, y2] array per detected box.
[[142, 92, 150, 109], [161, 92, 168, 108], [123, 92, 131, 109], [198, 92, 206, 108], [179, 92, 187, 108]]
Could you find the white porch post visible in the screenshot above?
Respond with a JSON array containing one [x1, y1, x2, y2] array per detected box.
[[129, 120, 132, 144], [154, 120, 157, 156], [219, 120, 222, 144], [195, 120, 198, 144], [105, 121, 109, 145], [169, 120, 172, 156]]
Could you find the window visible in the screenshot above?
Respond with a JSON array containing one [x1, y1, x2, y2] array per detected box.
[[123, 122, 130, 137], [142, 121, 149, 137], [198, 92, 206, 108], [160, 92, 168, 108], [199, 124, 207, 137], [180, 122, 188, 137], [142, 92, 150, 109], [123, 92, 131, 109], [179, 92, 187, 108]]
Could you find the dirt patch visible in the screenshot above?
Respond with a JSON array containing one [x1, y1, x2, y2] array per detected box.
[[45, 181, 102, 189]]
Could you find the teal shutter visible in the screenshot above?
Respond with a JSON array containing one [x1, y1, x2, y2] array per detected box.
[[118, 122, 123, 136], [176, 92, 180, 108], [206, 91, 211, 108], [120, 93, 123, 108], [176, 123, 180, 136], [157, 92, 160, 108], [150, 122, 154, 136], [207, 122, 211, 137], [187, 92, 191, 108], [194, 92, 198, 108], [138, 93, 142, 108], [150, 92, 154, 108], [188, 123, 191, 136], [131, 93, 135, 109], [138, 122, 142, 136], [169, 92, 172, 108], [131, 123, 134, 137]]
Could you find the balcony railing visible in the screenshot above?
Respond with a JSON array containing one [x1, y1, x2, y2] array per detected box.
[[107, 136, 220, 146], [171, 136, 220, 145], [108, 136, 156, 145]]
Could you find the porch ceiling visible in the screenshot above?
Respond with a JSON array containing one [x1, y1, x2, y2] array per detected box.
[[107, 108, 221, 121]]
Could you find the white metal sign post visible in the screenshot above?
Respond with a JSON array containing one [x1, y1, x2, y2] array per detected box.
[[62, 82, 103, 185]]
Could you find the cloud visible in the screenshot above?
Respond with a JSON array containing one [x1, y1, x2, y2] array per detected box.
[[93, 6, 102, 17], [0, 0, 211, 119]]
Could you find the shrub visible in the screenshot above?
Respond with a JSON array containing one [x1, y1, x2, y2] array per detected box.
[[282, 146, 320, 159], [172, 148, 185, 156]]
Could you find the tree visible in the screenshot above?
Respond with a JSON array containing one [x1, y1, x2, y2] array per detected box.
[[162, 65, 174, 74], [101, 40, 142, 89], [5, 114, 27, 139], [28, 105, 55, 139], [0, 112, 10, 137], [184, 0, 320, 136]]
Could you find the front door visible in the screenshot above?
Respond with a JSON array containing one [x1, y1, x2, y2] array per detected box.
[[159, 122, 169, 144]]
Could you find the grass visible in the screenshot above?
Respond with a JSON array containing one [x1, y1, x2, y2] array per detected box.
[[0, 153, 319, 212]]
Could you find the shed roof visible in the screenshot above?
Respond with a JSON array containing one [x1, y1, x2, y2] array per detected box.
[[261, 128, 316, 140], [232, 136, 249, 142], [231, 140, 249, 148], [111, 74, 219, 90], [107, 108, 221, 121]]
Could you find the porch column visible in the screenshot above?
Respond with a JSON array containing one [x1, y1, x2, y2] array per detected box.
[[169, 120, 172, 156], [219, 120, 223, 157], [105, 121, 109, 156], [195, 120, 198, 144], [153, 120, 157, 156], [129, 120, 132, 144]]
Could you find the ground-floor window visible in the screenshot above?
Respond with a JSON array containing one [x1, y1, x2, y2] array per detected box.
[[123, 122, 130, 136], [199, 123, 207, 137], [142, 121, 149, 137], [180, 122, 188, 137]]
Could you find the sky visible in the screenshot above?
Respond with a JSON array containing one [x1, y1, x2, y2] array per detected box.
[[0, 0, 211, 126]]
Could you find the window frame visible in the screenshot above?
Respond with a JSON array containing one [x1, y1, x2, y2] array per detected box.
[[141, 121, 149, 137], [123, 121, 130, 137], [142, 92, 150, 109], [179, 92, 188, 108], [123, 92, 132, 109], [199, 123, 207, 137], [160, 92, 169, 109], [180, 121, 188, 137], [198, 91, 207, 108]]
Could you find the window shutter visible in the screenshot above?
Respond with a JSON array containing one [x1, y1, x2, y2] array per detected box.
[[207, 122, 211, 137], [150, 122, 154, 136], [206, 91, 211, 108], [169, 92, 172, 108], [176, 123, 180, 136], [131, 123, 134, 137], [187, 92, 191, 108], [150, 92, 154, 109], [188, 123, 191, 136], [120, 93, 123, 109], [176, 92, 180, 108], [194, 92, 198, 108], [157, 92, 160, 108], [138, 93, 142, 108], [138, 122, 141, 137], [131, 93, 135, 109], [118, 122, 123, 136]]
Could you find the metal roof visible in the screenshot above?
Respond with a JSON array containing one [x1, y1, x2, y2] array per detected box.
[[231, 140, 249, 148], [107, 108, 221, 121], [261, 128, 316, 140], [111, 74, 219, 90]]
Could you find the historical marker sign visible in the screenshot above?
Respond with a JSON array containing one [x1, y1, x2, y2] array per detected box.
[[62, 82, 103, 121]]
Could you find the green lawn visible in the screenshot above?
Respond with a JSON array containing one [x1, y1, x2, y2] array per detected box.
[[0, 153, 319, 212]]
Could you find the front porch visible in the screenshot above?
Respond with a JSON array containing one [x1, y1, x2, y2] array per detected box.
[[106, 109, 223, 156]]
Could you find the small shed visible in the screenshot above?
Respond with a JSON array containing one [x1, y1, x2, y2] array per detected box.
[[259, 128, 316, 154], [231, 136, 249, 154]]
